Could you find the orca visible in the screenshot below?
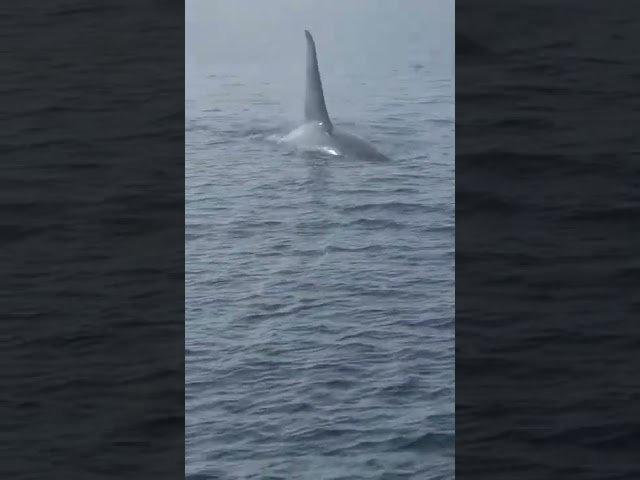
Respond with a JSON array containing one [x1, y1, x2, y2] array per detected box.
[[278, 30, 389, 161]]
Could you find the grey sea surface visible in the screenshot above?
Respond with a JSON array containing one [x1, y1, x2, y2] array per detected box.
[[186, 1, 454, 478], [456, 1, 640, 478]]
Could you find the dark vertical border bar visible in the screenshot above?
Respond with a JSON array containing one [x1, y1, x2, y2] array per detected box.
[[2, 1, 184, 478], [456, 1, 639, 479]]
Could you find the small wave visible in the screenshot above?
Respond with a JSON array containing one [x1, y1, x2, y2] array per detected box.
[[457, 190, 523, 215], [348, 218, 408, 230], [49, 4, 122, 17], [340, 202, 442, 215], [324, 244, 385, 254]]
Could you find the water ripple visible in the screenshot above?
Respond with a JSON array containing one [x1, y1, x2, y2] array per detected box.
[[186, 6, 454, 478]]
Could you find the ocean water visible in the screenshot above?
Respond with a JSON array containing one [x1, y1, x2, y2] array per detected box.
[[3, 2, 184, 478], [456, 1, 640, 478], [186, 1, 454, 478]]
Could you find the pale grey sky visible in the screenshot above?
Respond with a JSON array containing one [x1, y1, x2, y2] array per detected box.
[[186, 0, 454, 69]]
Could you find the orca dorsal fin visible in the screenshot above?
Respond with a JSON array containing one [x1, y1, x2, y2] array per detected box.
[[304, 30, 333, 133]]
